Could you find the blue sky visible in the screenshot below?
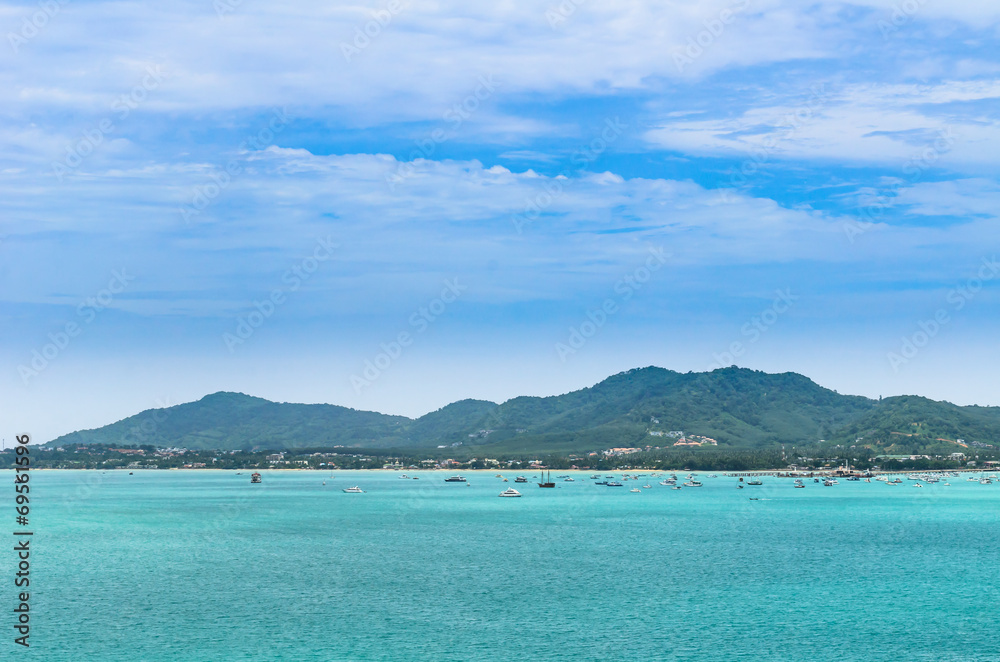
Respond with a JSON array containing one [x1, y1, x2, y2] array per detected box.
[[2, 0, 999, 442]]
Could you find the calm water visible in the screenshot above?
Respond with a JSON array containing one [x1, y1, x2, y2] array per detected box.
[[13, 470, 1000, 660]]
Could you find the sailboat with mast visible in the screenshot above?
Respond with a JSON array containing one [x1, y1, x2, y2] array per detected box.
[[537, 469, 555, 488]]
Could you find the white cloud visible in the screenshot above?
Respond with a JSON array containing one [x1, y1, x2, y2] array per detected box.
[[645, 79, 1000, 168]]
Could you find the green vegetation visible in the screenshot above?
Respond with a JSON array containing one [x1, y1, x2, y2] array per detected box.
[[43, 367, 1000, 456]]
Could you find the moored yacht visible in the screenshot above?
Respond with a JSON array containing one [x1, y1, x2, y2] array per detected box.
[[342, 486, 364, 493], [498, 487, 522, 497], [445, 475, 467, 482]]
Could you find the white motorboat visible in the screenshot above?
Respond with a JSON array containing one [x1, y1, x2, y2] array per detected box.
[[342, 486, 364, 493], [498, 487, 522, 497]]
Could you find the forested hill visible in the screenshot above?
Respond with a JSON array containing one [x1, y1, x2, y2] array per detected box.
[[46, 367, 1000, 453]]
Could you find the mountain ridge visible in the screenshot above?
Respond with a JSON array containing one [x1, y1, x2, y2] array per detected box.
[[45, 366, 1000, 454]]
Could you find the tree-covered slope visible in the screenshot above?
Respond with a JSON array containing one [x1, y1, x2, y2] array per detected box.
[[45, 367, 1000, 453]]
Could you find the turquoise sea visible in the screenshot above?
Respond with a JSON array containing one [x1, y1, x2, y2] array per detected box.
[[13, 470, 1000, 661]]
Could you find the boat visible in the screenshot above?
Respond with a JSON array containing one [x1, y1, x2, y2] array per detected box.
[[630, 488, 641, 493], [737, 484, 744, 489], [642, 484, 652, 489], [342, 486, 364, 493], [538, 470, 555, 488], [672, 485, 682, 490], [747, 479, 763, 486], [514, 476, 528, 483], [445, 475, 467, 482], [823, 479, 834, 486], [498, 487, 522, 497], [251, 472, 262, 483], [794, 483, 805, 488], [980, 477, 992, 485], [590, 474, 600, 479], [594, 481, 608, 485], [563, 477, 575, 482], [659, 479, 674, 486], [606, 481, 623, 487], [399, 474, 409, 479]]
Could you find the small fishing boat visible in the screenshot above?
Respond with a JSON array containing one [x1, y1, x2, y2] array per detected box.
[[514, 476, 528, 483]]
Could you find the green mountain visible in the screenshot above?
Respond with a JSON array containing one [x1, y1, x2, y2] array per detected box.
[[45, 367, 1000, 453], [828, 395, 1000, 453], [49, 392, 411, 450]]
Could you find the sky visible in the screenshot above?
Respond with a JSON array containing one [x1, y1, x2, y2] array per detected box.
[[2, 0, 999, 442]]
